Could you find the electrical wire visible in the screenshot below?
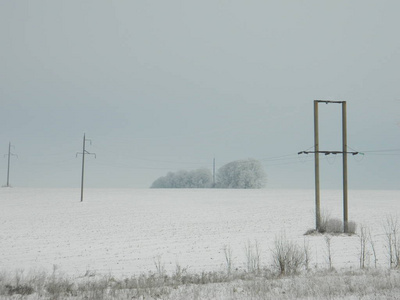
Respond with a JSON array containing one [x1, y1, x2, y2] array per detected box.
[[360, 149, 400, 153]]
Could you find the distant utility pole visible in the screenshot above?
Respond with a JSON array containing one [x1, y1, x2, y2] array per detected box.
[[4, 142, 17, 187], [76, 133, 96, 202], [298, 100, 359, 233], [213, 157, 216, 187]]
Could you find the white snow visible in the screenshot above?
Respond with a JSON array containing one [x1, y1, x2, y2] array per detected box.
[[0, 188, 399, 277]]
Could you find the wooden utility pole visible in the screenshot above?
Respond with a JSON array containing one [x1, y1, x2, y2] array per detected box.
[[342, 102, 348, 232], [4, 142, 17, 188], [299, 100, 358, 233], [76, 134, 96, 202], [314, 101, 321, 230], [6, 142, 11, 187], [80, 134, 86, 202], [213, 157, 216, 187]]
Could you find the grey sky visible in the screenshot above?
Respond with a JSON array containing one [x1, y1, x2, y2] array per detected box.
[[1, 1, 399, 189]]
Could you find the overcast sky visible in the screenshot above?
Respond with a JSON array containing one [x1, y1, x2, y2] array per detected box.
[[1, 1, 399, 189]]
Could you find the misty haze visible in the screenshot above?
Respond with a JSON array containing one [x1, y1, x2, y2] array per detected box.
[[1, 1, 399, 299]]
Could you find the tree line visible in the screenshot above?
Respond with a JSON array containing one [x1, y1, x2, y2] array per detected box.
[[150, 158, 266, 189]]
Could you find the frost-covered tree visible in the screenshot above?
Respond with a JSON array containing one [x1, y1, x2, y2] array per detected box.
[[216, 158, 266, 189], [150, 169, 213, 188]]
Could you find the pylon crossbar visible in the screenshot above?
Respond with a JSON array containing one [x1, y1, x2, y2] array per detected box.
[[315, 100, 344, 104], [298, 151, 359, 155]]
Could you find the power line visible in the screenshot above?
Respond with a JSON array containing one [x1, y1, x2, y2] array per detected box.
[[262, 158, 314, 167], [359, 148, 400, 153], [258, 154, 299, 162]]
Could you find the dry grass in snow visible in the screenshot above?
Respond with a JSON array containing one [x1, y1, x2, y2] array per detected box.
[[1, 267, 400, 299]]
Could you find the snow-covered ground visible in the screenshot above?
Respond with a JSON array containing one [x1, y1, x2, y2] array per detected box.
[[0, 188, 399, 277]]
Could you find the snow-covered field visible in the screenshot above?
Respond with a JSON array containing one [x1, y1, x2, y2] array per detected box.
[[1, 188, 399, 278]]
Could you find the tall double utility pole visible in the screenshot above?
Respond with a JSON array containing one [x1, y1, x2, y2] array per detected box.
[[299, 100, 359, 233], [4, 142, 17, 187], [76, 134, 96, 202]]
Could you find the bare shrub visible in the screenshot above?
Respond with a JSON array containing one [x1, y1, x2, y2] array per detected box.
[[153, 254, 166, 276], [383, 215, 400, 268], [46, 266, 75, 299], [271, 234, 305, 276], [4, 284, 34, 296], [317, 211, 357, 235], [244, 240, 261, 274], [171, 262, 189, 286], [318, 211, 331, 233], [303, 238, 311, 271], [1, 269, 35, 297], [368, 229, 378, 268], [324, 235, 333, 270], [346, 221, 357, 234], [223, 245, 234, 276], [359, 225, 368, 269], [326, 218, 343, 234], [46, 277, 75, 298]]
